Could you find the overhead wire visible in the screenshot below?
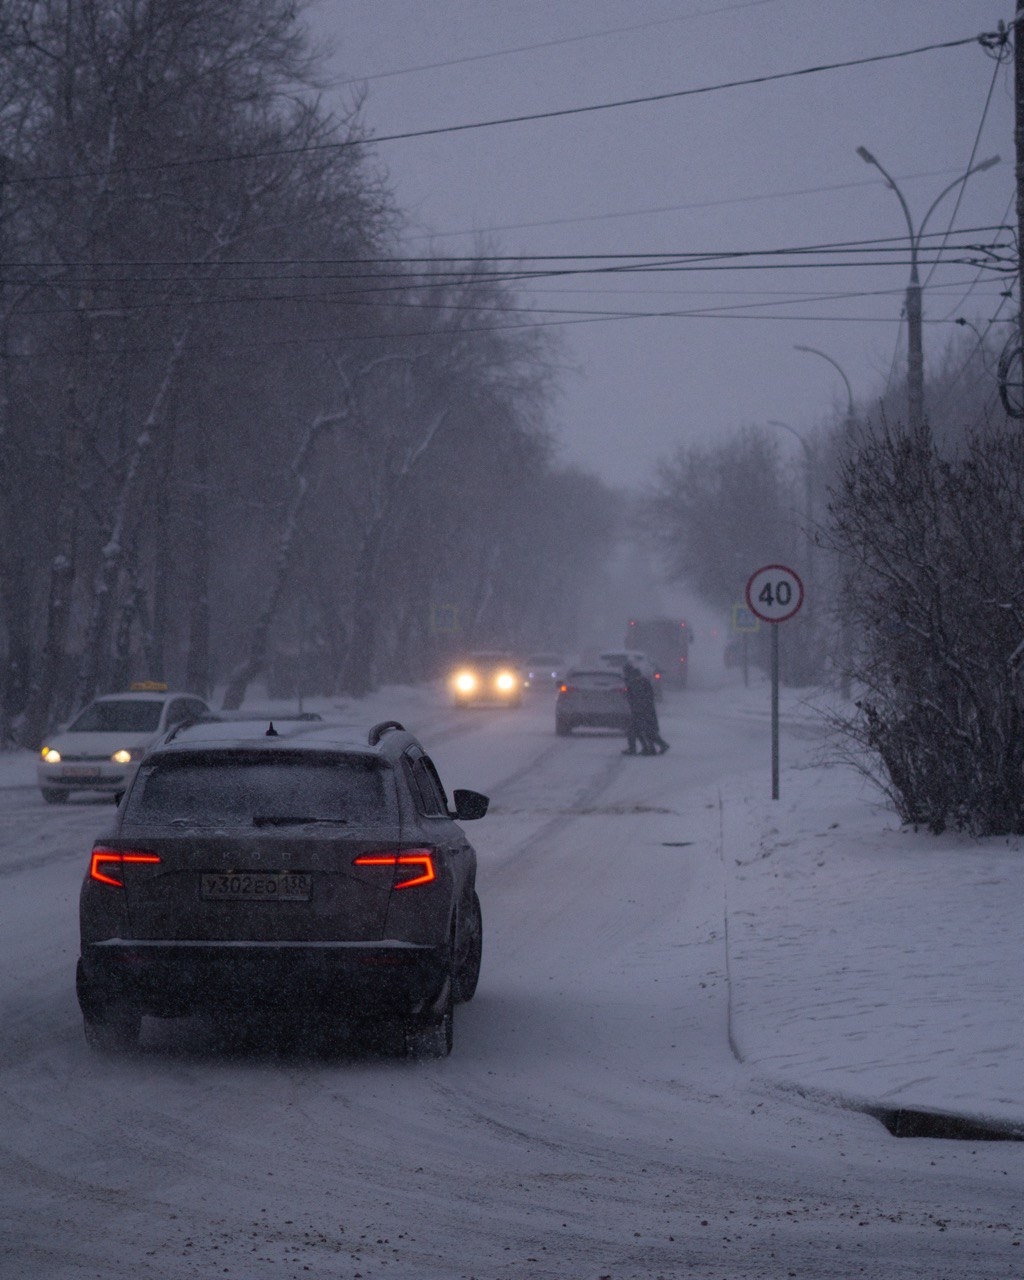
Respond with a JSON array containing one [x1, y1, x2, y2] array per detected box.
[[0, 31, 996, 188], [921, 44, 1005, 291], [332, 0, 781, 87], [408, 167, 993, 241]]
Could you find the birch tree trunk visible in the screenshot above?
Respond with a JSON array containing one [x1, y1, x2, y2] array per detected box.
[[220, 410, 343, 710], [73, 325, 191, 707]]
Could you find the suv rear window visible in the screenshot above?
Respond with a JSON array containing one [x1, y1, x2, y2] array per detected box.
[[123, 751, 394, 827]]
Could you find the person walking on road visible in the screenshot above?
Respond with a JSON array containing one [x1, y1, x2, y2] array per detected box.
[[622, 661, 669, 755]]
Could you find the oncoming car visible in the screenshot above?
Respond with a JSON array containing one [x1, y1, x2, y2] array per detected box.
[[76, 718, 488, 1058], [523, 653, 568, 689], [38, 685, 213, 803], [449, 651, 523, 707]]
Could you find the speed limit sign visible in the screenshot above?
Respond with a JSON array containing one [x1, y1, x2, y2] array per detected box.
[[745, 563, 805, 801], [745, 564, 804, 623]]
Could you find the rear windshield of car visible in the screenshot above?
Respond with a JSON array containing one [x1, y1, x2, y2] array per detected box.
[[565, 670, 625, 687], [69, 699, 163, 733], [123, 751, 394, 827]]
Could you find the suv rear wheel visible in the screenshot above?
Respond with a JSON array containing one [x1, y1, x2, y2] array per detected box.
[[454, 891, 482, 1003]]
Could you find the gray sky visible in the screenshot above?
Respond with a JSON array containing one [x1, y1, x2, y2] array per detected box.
[[307, 1, 1013, 487]]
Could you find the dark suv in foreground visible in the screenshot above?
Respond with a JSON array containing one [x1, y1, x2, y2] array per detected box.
[[76, 719, 487, 1058]]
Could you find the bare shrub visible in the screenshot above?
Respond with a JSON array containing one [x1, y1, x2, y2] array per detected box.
[[826, 418, 1024, 835]]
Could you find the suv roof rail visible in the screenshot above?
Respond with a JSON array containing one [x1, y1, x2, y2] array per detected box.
[[163, 713, 222, 745], [368, 719, 405, 746]]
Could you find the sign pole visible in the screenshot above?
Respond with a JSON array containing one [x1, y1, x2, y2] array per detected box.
[[745, 564, 805, 800], [771, 623, 780, 800]]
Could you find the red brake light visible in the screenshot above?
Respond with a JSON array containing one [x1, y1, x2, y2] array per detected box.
[[353, 849, 436, 890], [89, 848, 160, 887]]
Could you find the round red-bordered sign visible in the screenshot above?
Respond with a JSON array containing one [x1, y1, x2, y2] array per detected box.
[[745, 564, 805, 623]]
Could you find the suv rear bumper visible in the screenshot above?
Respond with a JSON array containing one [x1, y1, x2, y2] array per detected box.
[[78, 938, 448, 1020]]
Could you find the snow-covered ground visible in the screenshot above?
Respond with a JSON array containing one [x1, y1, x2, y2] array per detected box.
[[1, 668, 1021, 1278]]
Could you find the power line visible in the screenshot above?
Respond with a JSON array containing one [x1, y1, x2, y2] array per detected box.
[[1, 225, 1008, 272], [921, 45, 1004, 290], [332, 0, 780, 87], [1, 32, 995, 187], [408, 167, 993, 241]]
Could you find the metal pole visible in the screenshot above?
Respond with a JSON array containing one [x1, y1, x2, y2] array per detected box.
[[905, 267, 924, 435], [793, 344, 854, 422], [771, 623, 780, 800], [1016, 1, 1024, 358], [855, 147, 998, 435]]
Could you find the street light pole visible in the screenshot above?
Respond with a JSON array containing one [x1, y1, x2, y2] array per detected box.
[[855, 147, 1000, 433], [767, 419, 815, 656], [793, 344, 854, 425], [791, 346, 855, 698], [768, 420, 814, 537]]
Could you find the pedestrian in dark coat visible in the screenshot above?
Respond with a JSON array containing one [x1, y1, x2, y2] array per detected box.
[[622, 662, 669, 755]]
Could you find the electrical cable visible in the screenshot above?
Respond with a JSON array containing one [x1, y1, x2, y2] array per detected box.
[[0, 225, 1008, 274], [332, 0, 780, 87], [0, 31, 996, 187], [921, 50, 1004, 290], [410, 168, 991, 241]]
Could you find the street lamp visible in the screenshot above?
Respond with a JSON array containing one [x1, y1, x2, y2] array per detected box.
[[767, 419, 815, 531], [793, 344, 854, 425], [855, 147, 1000, 433], [768, 420, 817, 681]]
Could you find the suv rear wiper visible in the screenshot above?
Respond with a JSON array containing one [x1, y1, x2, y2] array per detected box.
[[252, 815, 349, 827]]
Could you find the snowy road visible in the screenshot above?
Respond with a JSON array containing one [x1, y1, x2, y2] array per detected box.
[[1, 683, 1020, 1279]]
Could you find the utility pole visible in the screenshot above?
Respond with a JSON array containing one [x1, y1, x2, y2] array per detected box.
[[1016, 2, 1024, 360]]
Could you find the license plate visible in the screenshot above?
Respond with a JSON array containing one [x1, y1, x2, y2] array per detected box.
[[63, 766, 101, 779], [201, 872, 311, 901]]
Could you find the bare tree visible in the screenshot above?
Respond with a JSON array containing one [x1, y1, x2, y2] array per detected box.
[[825, 415, 1024, 835]]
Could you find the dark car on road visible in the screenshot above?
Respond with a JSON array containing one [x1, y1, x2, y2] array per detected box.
[[555, 668, 631, 736], [76, 719, 487, 1058]]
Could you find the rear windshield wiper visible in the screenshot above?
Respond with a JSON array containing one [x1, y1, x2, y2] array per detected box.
[[252, 815, 349, 827]]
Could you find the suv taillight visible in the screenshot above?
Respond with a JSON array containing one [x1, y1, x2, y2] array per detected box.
[[353, 849, 436, 890], [89, 847, 160, 887]]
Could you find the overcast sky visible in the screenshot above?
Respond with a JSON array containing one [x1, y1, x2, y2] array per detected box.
[[306, 1, 1013, 488]]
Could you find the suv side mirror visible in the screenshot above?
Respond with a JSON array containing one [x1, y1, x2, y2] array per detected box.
[[451, 788, 489, 821]]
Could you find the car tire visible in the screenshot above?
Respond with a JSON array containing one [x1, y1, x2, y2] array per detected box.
[[454, 892, 482, 1004], [41, 788, 68, 804], [555, 718, 572, 736], [82, 1004, 142, 1054]]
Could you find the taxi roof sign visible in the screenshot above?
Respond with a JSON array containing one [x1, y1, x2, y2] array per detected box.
[[130, 680, 168, 692]]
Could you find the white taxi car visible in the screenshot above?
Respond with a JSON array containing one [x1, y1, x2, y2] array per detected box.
[[38, 684, 213, 803]]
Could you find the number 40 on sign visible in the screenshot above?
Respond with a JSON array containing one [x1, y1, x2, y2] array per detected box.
[[745, 564, 804, 623]]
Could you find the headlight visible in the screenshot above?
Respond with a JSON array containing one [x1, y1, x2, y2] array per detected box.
[[454, 671, 478, 694], [41, 746, 61, 764], [495, 671, 517, 693], [111, 749, 132, 765]]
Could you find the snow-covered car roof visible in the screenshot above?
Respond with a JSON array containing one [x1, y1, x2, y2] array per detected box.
[[151, 716, 416, 759]]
